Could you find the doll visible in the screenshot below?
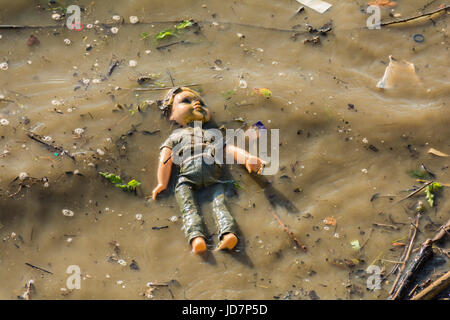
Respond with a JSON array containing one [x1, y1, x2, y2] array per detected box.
[[151, 87, 265, 253]]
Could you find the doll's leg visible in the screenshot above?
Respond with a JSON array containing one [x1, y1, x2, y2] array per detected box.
[[175, 183, 207, 253], [210, 184, 238, 250]]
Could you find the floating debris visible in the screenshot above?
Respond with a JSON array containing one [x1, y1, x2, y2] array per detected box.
[[51, 13, 62, 21], [296, 0, 332, 14], [118, 259, 127, 266], [376, 55, 420, 89], [129, 16, 139, 24], [63, 38, 71, 45], [0, 61, 8, 71], [18, 172, 28, 181], [135, 213, 143, 221], [111, 27, 119, 34], [413, 34, 425, 43], [0, 118, 9, 126], [428, 148, 449, 157], [112, 15, 121, 22], [73, 128, 84, 136], [62, 209, 74, 217], [129, 60, 137, 67], [26, 35, 40, 47], [368, 0, 397, 8], [351, 240, 361, 250]]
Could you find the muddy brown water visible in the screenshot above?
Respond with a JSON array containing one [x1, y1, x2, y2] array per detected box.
[[0, 0, 449, 299]]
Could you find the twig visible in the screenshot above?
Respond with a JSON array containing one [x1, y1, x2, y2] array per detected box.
[[381, 5, 449, 27], [25, 262, 53, 275], [26, 131, 75, 161], [389, 214, 421, 294], [270, 209, 307, 252], [157, 40, 189, 51], [360, 227, 374, 251], [411, 271, 450, 300], [432, 219, 450, 243], [372, 223, 400, 230], [397, 181, 433, 203], [389, 239, 434, 300]]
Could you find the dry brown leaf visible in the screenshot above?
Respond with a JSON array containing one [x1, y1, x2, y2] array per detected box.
[[427, 148, 449, 157], [368, 0, 397, 8], [324, 217, 337, 226]]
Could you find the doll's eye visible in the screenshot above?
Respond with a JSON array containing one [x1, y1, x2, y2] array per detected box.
[[182, 98, 191, 103]]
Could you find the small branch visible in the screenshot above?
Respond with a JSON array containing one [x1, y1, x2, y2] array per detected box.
[[271, 209, 307, 252], [411, 271, 450, 300], [389, 214, 421, 294], [432, 219, 450, 243], [397, 181, 433, 202], [381, 5, 449, 27], [390, 239, 433, 300], [26, 131, 75, 161], [25, 262, 53, 275]]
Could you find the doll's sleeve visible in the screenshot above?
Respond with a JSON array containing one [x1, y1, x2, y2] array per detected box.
[[160, 129, 184, 150]]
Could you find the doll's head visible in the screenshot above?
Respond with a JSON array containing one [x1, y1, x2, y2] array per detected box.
[[161, 87, 211, 126]]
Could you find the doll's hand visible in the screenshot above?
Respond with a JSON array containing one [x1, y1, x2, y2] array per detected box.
[[245, 155, 265, 175], [152, 184, 166, 200]]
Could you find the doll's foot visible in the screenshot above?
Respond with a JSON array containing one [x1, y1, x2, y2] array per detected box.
[[191, 237, 207, 253], [216, 233, 238, 251]]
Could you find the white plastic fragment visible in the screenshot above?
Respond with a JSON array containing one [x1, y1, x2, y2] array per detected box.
[[118, 259, 127, 266], [129, 60, 137, 67], [169, 215, 178, 222], [74, 128, 84, 135], [129, 16, 139, 24], [52, 13, 62, 20], [0, 118, 9, 126], [238, 78, 248, 89], [111, 27, 119, 34], [96, 148, 105, 156], [0, 62, 8, 71], [112, 15, 121, 21], [19, 172, 28, 181], [296, 0, 332, 14], [135, 213, 143, 221], [64, 38, 71, 45], [377, 55, 420, 89], [62, 209, 74, 217]]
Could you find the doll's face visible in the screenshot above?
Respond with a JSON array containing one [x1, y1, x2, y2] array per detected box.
[[170, 90, 211, 126]]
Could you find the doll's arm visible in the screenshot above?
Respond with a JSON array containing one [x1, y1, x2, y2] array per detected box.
[[152, 147, 173, 200], [225, 144, 265, 174]]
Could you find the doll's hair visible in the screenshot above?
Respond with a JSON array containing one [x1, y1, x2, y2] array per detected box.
[[160, 86, 202, 118]]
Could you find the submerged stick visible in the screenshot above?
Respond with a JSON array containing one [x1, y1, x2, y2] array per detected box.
[[389, 214, 421, 294], [389, 239, 434, 300], [26, 131, 75, 161], [397, 181, 433, 203], [270, 208, 307, 252], [25, 262, 53, 275], [411, 271, 450, 300], [381, 5, 449, 27]]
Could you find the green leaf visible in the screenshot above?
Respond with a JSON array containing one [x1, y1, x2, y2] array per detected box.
[[351, 240, 361, 250], [127, 179, 141, 189], [155, 29, 176, 41], [175, 20, 193, 30], [99, 172, 124, 185], [425, 182, 442, 207]]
